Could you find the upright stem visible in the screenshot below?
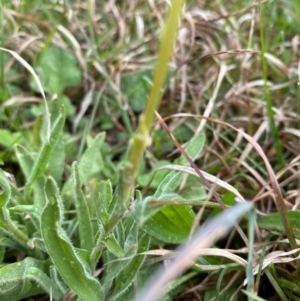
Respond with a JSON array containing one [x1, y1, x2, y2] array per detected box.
[[106, 1, 186, 233], [259, 0, 284, 168], [126, 0, 186, 194]]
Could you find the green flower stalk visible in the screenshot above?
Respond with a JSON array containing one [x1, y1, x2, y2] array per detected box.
[[106, 0, 186, 233], [125, 0, 186, 201]]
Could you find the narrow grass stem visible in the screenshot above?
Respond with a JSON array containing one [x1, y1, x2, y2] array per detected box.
[[106, 1, 186, 235], [259, 0, 300, 279], [259, 0, 284, 168], [126, 0, 186, 192]]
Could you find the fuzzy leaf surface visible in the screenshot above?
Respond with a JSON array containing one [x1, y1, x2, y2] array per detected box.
[[41, 177, 103, 301]]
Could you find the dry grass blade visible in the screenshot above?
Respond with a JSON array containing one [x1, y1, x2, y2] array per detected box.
[[141, 248, 248, 267], [137, 202, 253, 301], [159, 164, 246, 202], [73, 82, 95, 133], [2, 96, 42, 107], [175, 49, 260, 74], [252, 248, 300, 276], [162, 113, 298, 253], [196, 63, 227, 134], [155, 111, 250, 246], [0, 47, 51, 141], [239, 120, 268, 164], [57, 25, 87, 78], [205, 116, 298, 252], [155, 111, 227, 210], [264, 52, 289, 78], [204, 0, 268, 22]]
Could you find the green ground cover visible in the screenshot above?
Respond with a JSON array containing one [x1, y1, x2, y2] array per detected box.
[[0, 0, 300, 300]]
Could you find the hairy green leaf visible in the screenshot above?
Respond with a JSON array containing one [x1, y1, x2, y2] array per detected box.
[[0, 169, 28, 243], [176, 132, 205, 165], [41, 177, 103, 301], [0, 257, 62, 301], [110, 233, 151, 300], [139, 133, 205, 243], [132, 192, 208, 225], [102, 220, 139, 292], [72, 162, 94, 253], [48, 135, 65, 186], [102, 233, 124, 257], [78, 133, 105, 185], [15, 145, 46, 207], [26, 107, 65, 189]]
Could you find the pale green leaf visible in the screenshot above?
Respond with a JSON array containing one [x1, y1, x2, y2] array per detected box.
[[26, 107, 65, 188], [142, 205, 195, 243], [102, 233, 124, 257], [0, 169, 28, 243], [258, 211, 300, 239], [78, 133, 105, 185], [72, 162, 94, 253], [41, 177, 103, 301], [0, 257, 62, 301], [0, 130, 23, 147], [30, 45, 81, 95], [110, 233, 151, 300], [15, 145, 46, 207]]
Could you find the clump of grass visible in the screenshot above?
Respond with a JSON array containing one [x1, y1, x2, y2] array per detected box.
[[0, 0, 300, 301]]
